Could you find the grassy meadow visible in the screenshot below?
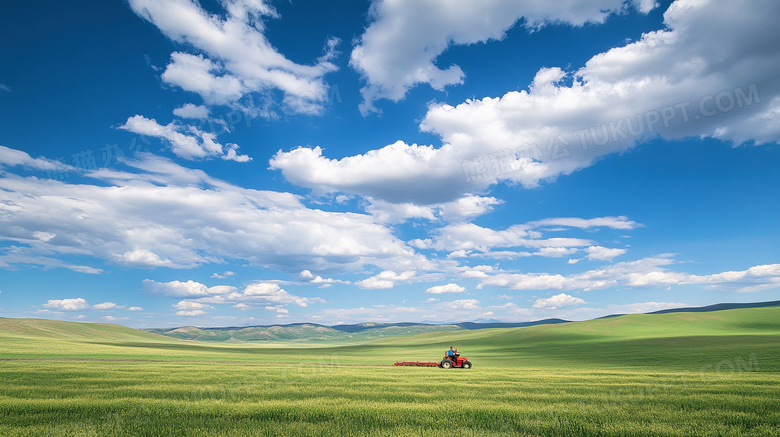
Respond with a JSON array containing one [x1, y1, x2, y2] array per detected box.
[[1, 307, 779, 436]]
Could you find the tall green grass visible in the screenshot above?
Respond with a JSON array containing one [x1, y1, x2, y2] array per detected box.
[[1, 307, 779, 436]]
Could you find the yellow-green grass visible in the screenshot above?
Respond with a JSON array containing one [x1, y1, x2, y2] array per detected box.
[[1, 307, 779, 436]]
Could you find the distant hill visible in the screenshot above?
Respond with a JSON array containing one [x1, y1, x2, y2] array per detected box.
[[145, 319, 572, 343], [146, 323, 465, 343], [6, 300, 779, 345], [147, 300, 780, 343]]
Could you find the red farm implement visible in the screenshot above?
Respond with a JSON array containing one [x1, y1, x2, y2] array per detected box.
[[394, 352, 472, 369]]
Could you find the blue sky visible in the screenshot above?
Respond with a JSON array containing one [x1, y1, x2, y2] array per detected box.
[[1, 0, 778, 328]]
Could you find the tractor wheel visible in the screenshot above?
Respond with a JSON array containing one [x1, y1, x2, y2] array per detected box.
[[440, 359, 453, 369], [462, 361, 472, 369]]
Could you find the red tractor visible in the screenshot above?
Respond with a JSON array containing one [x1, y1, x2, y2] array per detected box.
[[394, 349, 472, 369], [440, 350, 472, 369]]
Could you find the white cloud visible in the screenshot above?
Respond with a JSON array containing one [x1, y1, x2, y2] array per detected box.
[[353, 195, 503, 225], [43, 298, 89, 311], [119, 115, 251, 162], [265, 305, 289, 314], [0, 250, 103, 275], [0, 145, 77, 172], [363, 198, 436, 224], [158, 280, 324, 316], [270, 142, 467, 204], [173, 103, 210, 119], [426, 283, 466, 294], [298, 270, 348, 287], [174, 300, 210, 310], [418, 0, 780, 189], [163, 53, 244, 105], [585, 246, 627, 261], [211, 271, 235, 279], [92, 302, 122, 310], [528, 217, 638, 230], [122, 249, 174, 268], [437, 196, 503, 222], [536, 247, 579, 258], [441, 299, 480, 310], [427, 216, 634, 258], [533, 293, 586, 309], [478, 256, 780, 293], [128, 306, 143, 311], [280, 0, 780, 205], [241, 282, 315, 307], [351, 0, 655, 113], [0, 151, 420, 274], [144, 280, 233, 297], [459, 265, 500, 279], [174, 301, 210, 318], [128, 0, 338, 115], [176, 309, 206, 317], [356, 270, 415, 289]]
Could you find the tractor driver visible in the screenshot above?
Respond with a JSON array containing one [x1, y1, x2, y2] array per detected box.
[[447, 346, 456, 360]]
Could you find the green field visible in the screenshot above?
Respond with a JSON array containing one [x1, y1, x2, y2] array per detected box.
[[2, 308, 780, 436]]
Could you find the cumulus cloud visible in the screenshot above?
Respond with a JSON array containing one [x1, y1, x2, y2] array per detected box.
[[585, 246, 627, 261], [43, 298, 89, 311], [441, 298, 480, 310], [211, 271, 235, 279], [174, 300, 210, 310], [159, 280, 324, 317], [0, 145, 77, 172], [278, 0, 780, 204], [351, 0, 655, 114], [144, 279, 234, 297], [533, 293, 586, 309], [119, 115, 250, 162], [427, 216, 635, 258], [269, 142, 467, 204], [356, 270, 415, 289], [426, 283, 466, 294], [298, 270, 348, 287], [92, 302, 122, 310], [173, 103, 210, 120], [418, 0, 780, 188], [478, 256, 780, 293], [128, 0, 338, 115], [176, 309, 206, 317], [361, 194, 501, 224], [0, 150, 420, 274]]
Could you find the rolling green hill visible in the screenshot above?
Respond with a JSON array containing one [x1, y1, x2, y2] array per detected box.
[[371, 306, 780, 371], [2, 308, 779, 436], [2, 306, 779, 370], [0, 317, 169, 342]]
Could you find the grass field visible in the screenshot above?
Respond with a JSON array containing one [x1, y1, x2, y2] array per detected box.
[[2, 307, 779, 436]]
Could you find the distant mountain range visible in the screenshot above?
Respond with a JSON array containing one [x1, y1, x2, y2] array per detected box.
[[147, 300, 780, 343]]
